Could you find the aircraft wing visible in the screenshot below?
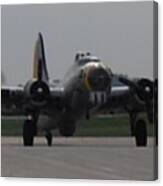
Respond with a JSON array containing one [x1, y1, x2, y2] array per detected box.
[[1, 33, 65, 115], [1, 85, 65, 115], [2, 85, 24, 104], [105, 86, 145, 112], [96, 77, 156, 123]]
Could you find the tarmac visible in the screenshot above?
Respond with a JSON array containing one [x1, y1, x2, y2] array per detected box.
[[1, 137, 157, 180]]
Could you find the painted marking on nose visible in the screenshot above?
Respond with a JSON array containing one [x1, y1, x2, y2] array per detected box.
[[84, 66, 95, 91]]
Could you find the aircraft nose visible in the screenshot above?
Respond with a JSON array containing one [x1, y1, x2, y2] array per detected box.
[[85, 66, 111, 91]]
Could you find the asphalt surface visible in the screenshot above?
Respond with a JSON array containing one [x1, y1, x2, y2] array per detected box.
[[1, 137, 157, 180]]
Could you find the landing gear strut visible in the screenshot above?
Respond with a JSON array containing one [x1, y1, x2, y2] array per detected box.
[[129, 112, 137, 136]]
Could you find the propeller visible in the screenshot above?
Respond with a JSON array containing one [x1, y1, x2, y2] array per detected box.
[[27, 80, 50, 107], [119, 77, 154, 123], [119, 77, 153, 102]]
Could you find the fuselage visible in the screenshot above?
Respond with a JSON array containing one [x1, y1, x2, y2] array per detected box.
[[37, 52, 112, 131]]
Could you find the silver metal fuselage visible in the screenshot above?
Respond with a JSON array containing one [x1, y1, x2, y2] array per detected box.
[[37, 60, 111, 131]]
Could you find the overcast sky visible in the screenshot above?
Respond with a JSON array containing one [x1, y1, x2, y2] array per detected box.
[[2, 1, 154, 86]]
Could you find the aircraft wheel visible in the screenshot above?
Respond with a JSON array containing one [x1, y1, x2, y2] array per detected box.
[[45, 132, 52, 146], [23, 120, 35, 146], [135, 119, 147, 147], [59, 123, 76, 137]]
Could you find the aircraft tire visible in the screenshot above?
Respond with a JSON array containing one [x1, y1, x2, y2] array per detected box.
[[135, 119, 147, 147], [59, 123, 76, 137], [23, 120, 35, 146]]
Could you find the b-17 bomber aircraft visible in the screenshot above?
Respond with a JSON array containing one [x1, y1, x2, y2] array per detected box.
[[1, 33, 157, 147]]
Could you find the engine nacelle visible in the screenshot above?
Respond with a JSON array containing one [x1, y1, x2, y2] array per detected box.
[[135, 78, 153, 103], [24, 80, 50, 107]]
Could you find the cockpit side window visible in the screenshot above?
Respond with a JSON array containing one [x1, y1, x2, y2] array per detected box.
[[75, 53, 100, 65], [78, 57, 100, 65]]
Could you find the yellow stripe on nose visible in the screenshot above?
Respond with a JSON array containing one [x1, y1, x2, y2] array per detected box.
[[84, 67, 94, 91], [84, 75, 92, 91]]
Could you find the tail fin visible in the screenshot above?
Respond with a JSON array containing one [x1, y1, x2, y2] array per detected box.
[[33, 32, 49, 83]]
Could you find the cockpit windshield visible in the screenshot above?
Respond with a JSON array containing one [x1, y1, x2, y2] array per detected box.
[[75, 52, 100, 65]]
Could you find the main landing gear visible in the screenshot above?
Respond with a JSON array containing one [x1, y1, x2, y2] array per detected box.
[[23, 115, 37, 146], [135, 119, 147, 146], [58, 122, 76, 137], [45, 131, 52, 146], [23, 115, 53, 146], [129, 112, 147, 147]]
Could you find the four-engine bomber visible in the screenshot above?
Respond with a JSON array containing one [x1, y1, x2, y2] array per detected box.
[[1, 33, 157, 147]]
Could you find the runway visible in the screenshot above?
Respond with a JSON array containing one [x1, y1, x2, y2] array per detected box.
[[1, 137, 157, 180]]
